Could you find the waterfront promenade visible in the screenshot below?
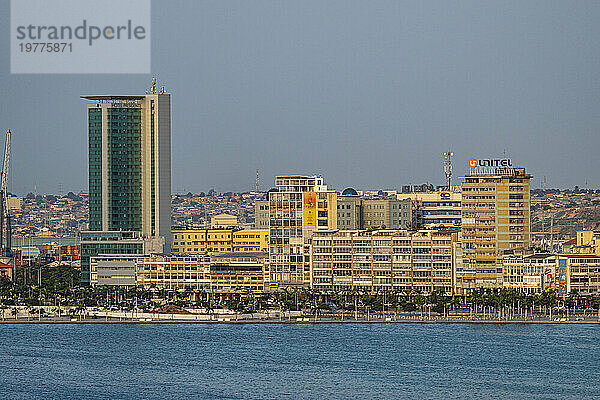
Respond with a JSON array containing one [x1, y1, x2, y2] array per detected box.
[[1, 306, 599, 324]]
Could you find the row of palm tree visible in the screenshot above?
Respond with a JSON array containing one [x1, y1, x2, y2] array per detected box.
[[2, 266, 600, 318]]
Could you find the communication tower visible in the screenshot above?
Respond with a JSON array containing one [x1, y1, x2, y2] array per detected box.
[[443, 150, 454, 190]]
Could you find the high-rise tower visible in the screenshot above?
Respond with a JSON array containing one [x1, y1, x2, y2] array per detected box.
[[459, 160, 531, 291], [80, 81, 171, 285], [266, 175, 337, 288], [82, 81, 171, 242]]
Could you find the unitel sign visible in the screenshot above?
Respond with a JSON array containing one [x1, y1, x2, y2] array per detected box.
[[468, 158, 513, 168]]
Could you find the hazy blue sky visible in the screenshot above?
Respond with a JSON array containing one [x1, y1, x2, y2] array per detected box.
[[1, 0, 599, 194]]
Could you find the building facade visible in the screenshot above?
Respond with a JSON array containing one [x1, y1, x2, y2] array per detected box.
[[254, 199, 269, 229], [362, 199, 412, 230], [460, 165, 531, 290], [133, 252, 266, 293], [209, 252, 266, 292], [310, 229, 453, 295], [566, 230, 600, 255], [553, 254, 600, 296], [267, 175, 337, 288], [171, 228, 268, 255], [136, 254, 210, 291], [172, 228, 233, 254], [211, 214, 238, 229], [90, 255, 138, 286], [80, 231, 164, 284], [397, 190, 462, 229], [337, 190, 412, 230], [337, 190, 363, 230], [502, 251, 554, 294], [232, 230, 269, 253]]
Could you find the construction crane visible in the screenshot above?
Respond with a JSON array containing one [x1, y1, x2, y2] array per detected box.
[[0, 130, 12, 256]]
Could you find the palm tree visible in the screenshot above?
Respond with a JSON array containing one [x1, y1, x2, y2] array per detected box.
[[75, 303, 86, 320], [414, 294, 426, 319], [25, 304, 35, 321], [0, 304, 8, 321]]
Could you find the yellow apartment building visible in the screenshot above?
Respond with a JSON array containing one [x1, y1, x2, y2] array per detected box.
[[172, 229, 233, 254], [460, 161, 531, 291], [232, 230, 269, 253], [568, 230, 600, 255], [136, 254, 211, 291], [209, 252, 267, 292], [172, 228, 268, 255], [135, 252, 267, 293]]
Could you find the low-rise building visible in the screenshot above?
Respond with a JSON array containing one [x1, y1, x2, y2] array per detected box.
[[211, 214, 238, 229], [90, 255, 138, 286], [80, 231, 164, 285], [232, 230, 269, 253], [7, 196, 23, 211], [171, 228, 268, 254], [502, 251, 554, 294], [556, 254, 600, 296], [209, 252, 266, 292], [136, 254, 211, 291], [94, 252, 269, 293], [172, 228, 233, 254], [567, 230, 600, 255]]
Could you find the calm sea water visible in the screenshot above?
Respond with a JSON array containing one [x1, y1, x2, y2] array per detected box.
[[0, 323, 598, 399]]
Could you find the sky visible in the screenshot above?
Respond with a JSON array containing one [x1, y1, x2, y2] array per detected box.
[[1, 0, 600, 195]]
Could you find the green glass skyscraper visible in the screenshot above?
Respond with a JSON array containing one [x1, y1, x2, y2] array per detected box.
[[80, 84, 171, 285]]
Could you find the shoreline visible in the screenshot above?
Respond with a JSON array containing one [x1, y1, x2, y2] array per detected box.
[[1, 317, 599, 325]]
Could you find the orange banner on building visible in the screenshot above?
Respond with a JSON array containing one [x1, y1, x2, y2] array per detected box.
[[303, 192, 317, 227]]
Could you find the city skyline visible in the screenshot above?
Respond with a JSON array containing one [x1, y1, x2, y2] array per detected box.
[[4, 2, 600, 399], [2, 1, 600, 194]]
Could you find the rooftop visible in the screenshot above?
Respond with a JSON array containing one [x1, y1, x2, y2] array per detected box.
[[81, 95, 145, 101]]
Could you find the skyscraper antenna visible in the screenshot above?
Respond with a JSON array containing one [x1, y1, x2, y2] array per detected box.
[[443, 149, 454, 190], [256, 169, 260, 192]]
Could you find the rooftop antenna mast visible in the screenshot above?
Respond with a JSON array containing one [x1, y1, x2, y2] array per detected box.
[[255, 169, 260, 192], [443, 149, 454, 190]]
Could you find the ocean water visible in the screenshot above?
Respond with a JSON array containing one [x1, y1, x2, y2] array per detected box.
[[0, 323, 598, 399]]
